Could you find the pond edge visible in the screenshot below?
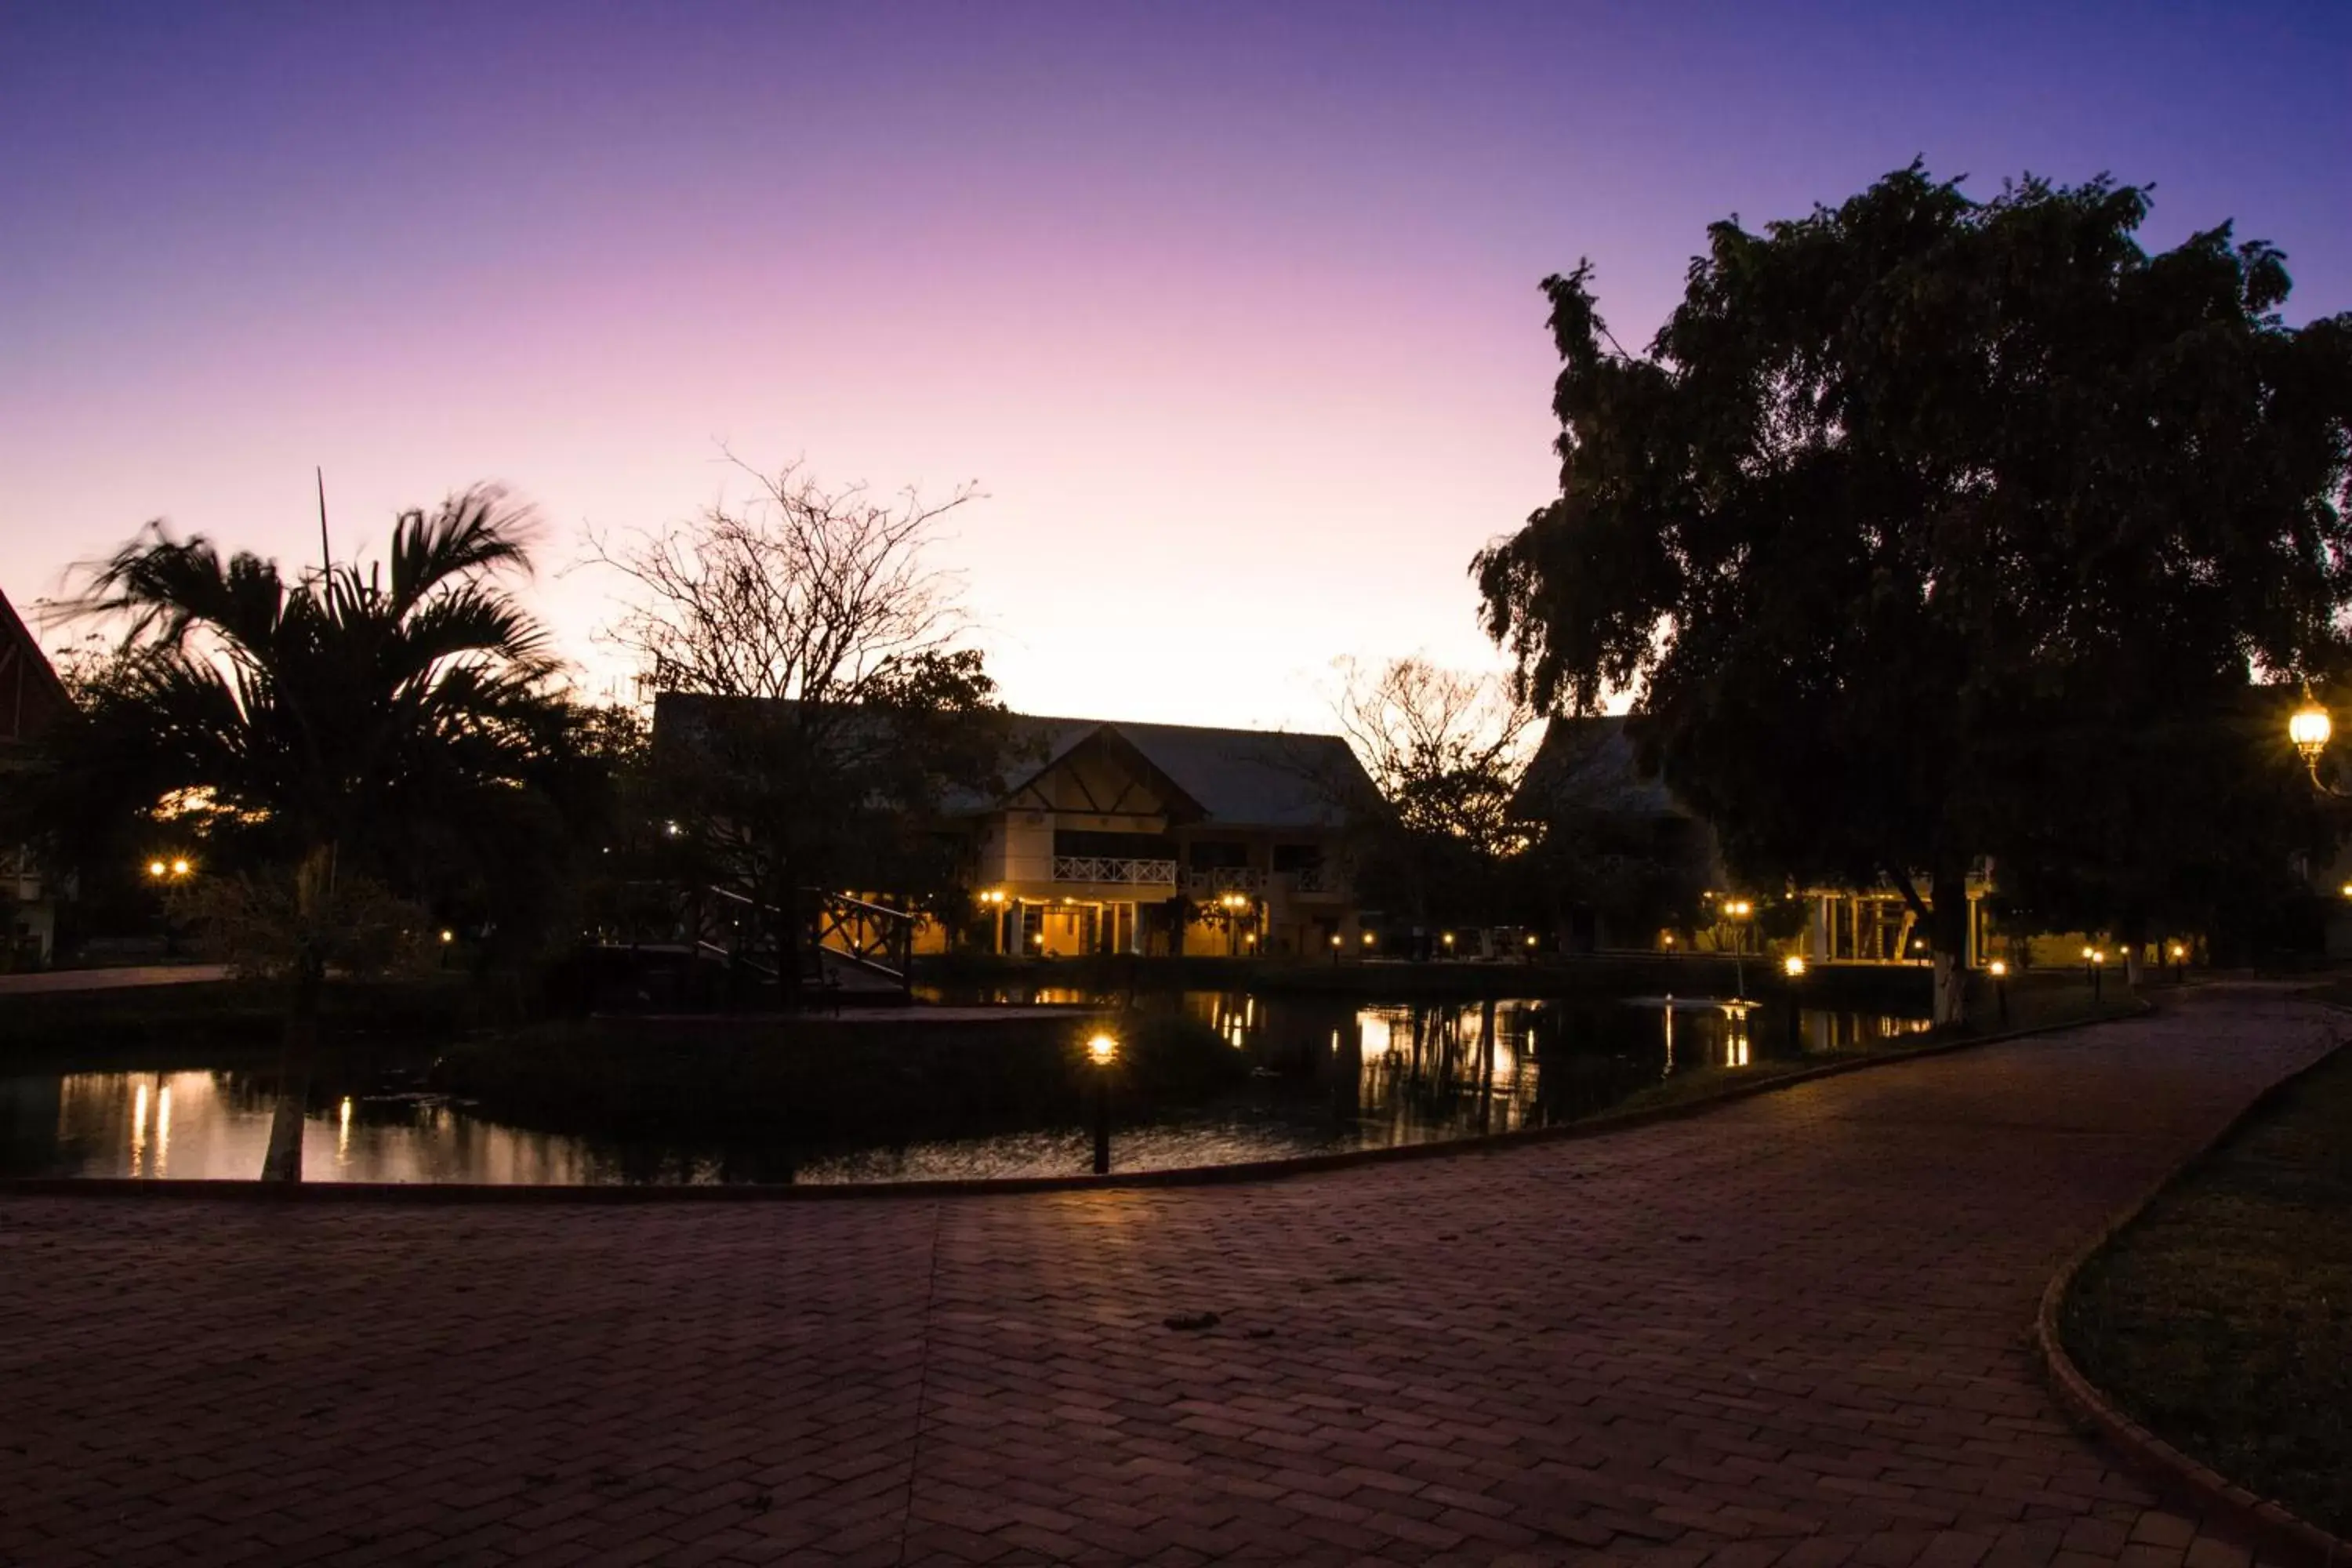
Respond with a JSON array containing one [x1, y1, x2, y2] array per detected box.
[[1, 996, 2150, 1203]]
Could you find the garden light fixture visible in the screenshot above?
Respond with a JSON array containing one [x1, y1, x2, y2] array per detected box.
[[1086, 1031, 1118, 1173]]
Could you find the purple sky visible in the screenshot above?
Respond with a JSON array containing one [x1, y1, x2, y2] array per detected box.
[[5, 1, 2347, 730]]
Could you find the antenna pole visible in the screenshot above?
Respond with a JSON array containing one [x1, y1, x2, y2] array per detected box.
[[315, 466, 331, 579]]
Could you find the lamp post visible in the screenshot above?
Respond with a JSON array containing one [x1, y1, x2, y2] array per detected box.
[[1988, 958, 2009, 1026], [1722, 898, 1752, 1000], [2289, 699, 2345, 793], [146, 855, 193, 955], [1086, 1031, 1118, 1174], [2084, 946, 2104, 1003], [978, 888, 1008, 955], [1330, 931, 1343, 967], [1523, 931, 1537, 964], [1781, 954, 1806, 1052], [1441, 931, 1455, 960], [1216, 891, 1250, 956], [2168, 940, 2187, 984]]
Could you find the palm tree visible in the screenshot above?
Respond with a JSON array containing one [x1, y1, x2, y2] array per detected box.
[[73, 487, 566, 1179]]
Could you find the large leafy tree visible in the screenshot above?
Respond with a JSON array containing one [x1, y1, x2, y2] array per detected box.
[[42, 488, 578, 1177], [1475, 166, 2352, 1020]]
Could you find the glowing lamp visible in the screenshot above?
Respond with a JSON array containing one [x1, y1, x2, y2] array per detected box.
[[1989, 959, 2008, 978], [1086, 1033, 1118, 1066], [439, 929, 455, 944], [170, 858, 191, 877], [2290, 702, 2332, 760], [146, 859, 167, 879], [1329, 933, 1342, 949], [1782, 955, 1806, 978]]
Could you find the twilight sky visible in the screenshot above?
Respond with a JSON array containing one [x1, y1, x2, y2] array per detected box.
[[4, 1, 2347, 731]]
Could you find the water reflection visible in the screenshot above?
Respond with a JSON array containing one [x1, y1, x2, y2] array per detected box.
[[4, 992, 1929, 1185]]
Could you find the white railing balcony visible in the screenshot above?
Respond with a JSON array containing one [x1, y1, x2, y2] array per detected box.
[[1053, 855, 1178, 887], [1187, 867, 1267, 895], [1284, 865, 1341, 898]]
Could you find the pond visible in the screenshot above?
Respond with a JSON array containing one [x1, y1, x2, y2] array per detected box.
[[0, 992, 1930, 1185]]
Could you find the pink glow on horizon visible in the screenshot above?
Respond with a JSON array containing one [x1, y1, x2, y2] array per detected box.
[[4, 2, 2347, 731]]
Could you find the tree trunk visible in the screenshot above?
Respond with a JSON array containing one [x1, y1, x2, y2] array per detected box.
[[260, 960, 320, 1182], [261, 843, 335, 1183], [1929, 862, 1970, 1028]]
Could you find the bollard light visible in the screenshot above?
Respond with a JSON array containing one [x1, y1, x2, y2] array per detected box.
[[1989, 958, 2010, 1025], [1086, 1032, 1118, 1173]]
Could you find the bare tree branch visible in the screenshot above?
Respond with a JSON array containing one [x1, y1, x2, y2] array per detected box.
[[582, 456, 983, 715]]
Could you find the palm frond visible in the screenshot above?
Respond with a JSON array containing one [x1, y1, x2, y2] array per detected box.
[[81, 526, 289, 662], [387, 487, 539, 612]]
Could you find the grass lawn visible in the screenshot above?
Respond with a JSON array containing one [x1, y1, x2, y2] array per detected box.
[[2060, 1033, 2352, 1539]]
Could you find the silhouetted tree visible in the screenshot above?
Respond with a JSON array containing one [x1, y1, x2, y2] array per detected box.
[[44, 488, 574, 1178], [1332, 656, 1536, 928], [589, 460, 1014, 983], [1476, 165, 2352, 1020]]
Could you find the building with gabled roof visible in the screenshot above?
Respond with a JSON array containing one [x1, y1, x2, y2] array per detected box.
[[967, 713, 1378, 956], [1, 588, 74, 965], [651, 694, 1382, 957]]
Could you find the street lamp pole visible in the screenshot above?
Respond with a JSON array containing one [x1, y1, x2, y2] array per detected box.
[[1781, 954, 1805, 1052], [1723, 898, 1752, 1000], [1989, 958, 2010, 1027]]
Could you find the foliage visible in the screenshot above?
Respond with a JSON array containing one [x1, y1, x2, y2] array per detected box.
[[1475, 165, 2352, 1016], [169, 867, 435, 981], [47, 488, 572, 895]]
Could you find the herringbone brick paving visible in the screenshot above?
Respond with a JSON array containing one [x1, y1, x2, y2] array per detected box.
[[1, 989, 2339, 1566]]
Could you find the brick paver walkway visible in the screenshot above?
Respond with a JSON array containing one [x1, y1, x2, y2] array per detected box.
[[2, 989, 2340, 1567]]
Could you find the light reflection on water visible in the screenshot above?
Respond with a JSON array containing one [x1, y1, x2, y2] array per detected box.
[[3, 993, 1929, 1185]]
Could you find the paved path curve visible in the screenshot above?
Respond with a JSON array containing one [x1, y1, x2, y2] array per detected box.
[[1, 989, 2340, 1568]]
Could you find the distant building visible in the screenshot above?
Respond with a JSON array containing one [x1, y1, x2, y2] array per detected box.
[[948, 714, 1377, 957], [0, 589, 74, 966], [650, 695, 1381, 958], [1515, 715, 1991, 966]]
